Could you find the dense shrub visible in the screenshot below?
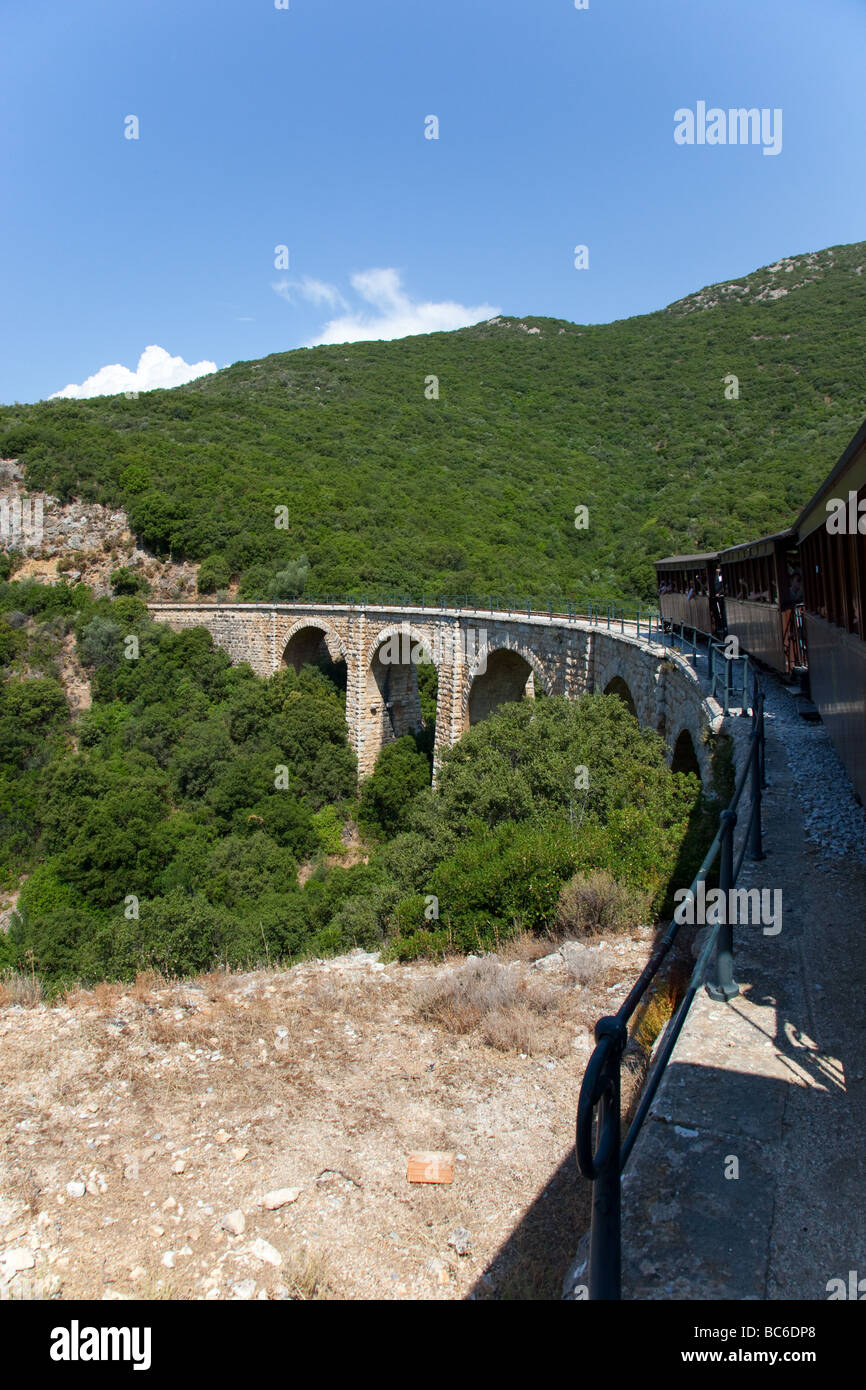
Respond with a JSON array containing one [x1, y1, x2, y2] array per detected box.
[[196, 554, 231, 594], [237, 557, 310, 602], [110, 567, 149, 596], [555, 870, 652, 938], [358, 736, 431, 838]]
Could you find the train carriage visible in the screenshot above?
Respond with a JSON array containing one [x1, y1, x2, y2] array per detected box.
[[653, 552, 720, 636], [717, 529, 806, 677], [795, 418, 866, 804]]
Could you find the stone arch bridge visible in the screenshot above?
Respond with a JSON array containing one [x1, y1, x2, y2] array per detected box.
[[147, 602, 724, 781]]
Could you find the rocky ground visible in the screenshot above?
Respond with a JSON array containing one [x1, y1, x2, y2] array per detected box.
[[762, 678, 866, 866], [0, 934, 667, 1302]]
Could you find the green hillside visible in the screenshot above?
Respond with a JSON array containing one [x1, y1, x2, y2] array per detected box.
[[3, 241, 866, 604]]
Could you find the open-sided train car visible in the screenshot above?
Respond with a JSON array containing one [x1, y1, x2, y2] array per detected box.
[[795, 417, 866, 804], [717, 529, 806, 677], [654, 552, 720, 636]]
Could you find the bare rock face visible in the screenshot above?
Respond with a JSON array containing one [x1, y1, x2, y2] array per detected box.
[[0, 461, 197, 600]]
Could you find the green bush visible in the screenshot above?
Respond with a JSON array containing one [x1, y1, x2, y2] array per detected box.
[[238, 556, 310, 602], [82, 891, 230, 981], [78, 616, 125, 670], [110, 567, 149, 596], [0, 617, 25, 666], [420, 819, 578, 954], [358, 736, 431, 838], [311, 804, 345, 856], [196, 555, 231, 594]]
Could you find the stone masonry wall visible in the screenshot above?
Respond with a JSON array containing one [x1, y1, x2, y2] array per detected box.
[[148, 602, 725, 784]]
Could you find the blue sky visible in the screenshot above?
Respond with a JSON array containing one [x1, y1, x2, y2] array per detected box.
[[2, 0, 865, 403]]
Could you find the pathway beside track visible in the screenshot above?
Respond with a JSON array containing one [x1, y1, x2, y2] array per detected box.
[[566, 664, 866, 1301]]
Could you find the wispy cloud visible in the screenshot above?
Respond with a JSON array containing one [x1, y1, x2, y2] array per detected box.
[[271, 276, 348, 310], [305, 268, 499, 344], [50, 345, 217, 400]]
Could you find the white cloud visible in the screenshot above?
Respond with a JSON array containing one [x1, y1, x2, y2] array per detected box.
[[272, 276, 348, 310], [50, 345, 218, 400], [306, 268, 499, 345]]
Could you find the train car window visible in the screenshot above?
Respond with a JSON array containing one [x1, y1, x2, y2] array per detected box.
[[823, 526, 843, 627], [819, 528, 833, 623], [840, 534, 855, 633], [855, 489, 866, 635]]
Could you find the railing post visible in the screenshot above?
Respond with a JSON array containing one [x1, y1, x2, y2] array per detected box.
[[723, 652, 731, 715], [706, 810, 739, 1001], [577, 1017, 627, 1300], [749, 733, 764, 862]]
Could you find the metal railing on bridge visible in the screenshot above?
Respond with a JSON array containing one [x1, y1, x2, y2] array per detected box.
[[574, 680, 766, 1299], [662, 618, 760, 715], [292, 592, 669, 638]]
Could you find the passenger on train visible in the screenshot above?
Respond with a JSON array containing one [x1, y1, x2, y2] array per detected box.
[[789, 571, 804, 604], [711, 565, 727, 633]]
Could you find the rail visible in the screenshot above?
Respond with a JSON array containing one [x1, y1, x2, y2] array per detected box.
[[574, 679, 766, 1299]]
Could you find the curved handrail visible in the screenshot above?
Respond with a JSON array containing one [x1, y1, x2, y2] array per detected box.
[[575, 683, 765, 1299]]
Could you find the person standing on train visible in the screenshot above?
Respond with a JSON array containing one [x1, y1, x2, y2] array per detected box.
[[711, 565, 727, 635]]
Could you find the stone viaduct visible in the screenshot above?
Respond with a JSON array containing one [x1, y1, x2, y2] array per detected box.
[[147, 602, 725, 782]]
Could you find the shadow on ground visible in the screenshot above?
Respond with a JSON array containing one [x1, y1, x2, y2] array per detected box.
[[466, 1146, 589, 1300]]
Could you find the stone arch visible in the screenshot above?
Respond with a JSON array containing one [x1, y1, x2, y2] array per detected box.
[[363, 623, 437, 770], [671, 727, 702, 782], [281, 620, 348, 689], [603, 675, 638, 720], [464, 640, 551, 729]]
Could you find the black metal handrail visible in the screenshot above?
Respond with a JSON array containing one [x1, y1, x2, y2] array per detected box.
[[575, 682, 766, 1299]]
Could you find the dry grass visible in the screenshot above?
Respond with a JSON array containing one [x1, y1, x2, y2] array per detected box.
[[284, 1250, 333, 1300], [556, 870, 652, 939], [0, 968, 43, 1008], [495, 930, 557, 964], [560, 941, 612, 988], [414, 957, 560, 1053], [621, 959, 691, 1118]]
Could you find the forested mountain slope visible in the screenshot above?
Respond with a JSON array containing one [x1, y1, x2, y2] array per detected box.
[[3, 242, 865, 604]]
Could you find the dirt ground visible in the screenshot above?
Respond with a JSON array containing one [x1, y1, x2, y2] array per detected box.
[[0, 934, 661, 1302]]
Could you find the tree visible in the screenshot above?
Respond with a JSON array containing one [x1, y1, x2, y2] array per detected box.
[[358, 736, 431, 838]]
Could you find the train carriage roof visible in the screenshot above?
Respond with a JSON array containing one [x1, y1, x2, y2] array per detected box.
[[718, 529, 796, 564], [795, 415, 866, 541], [653, 552, 718, 572]]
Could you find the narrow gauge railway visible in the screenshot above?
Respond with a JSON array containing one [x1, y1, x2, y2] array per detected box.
[[654, 414, 866, 804]]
